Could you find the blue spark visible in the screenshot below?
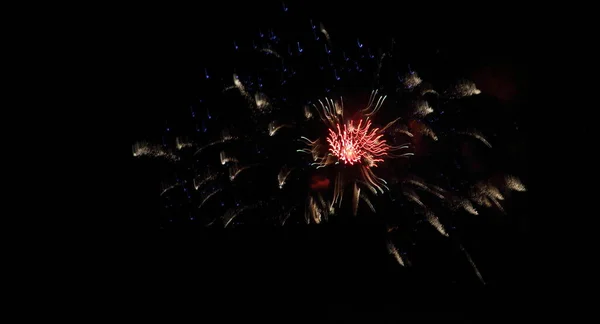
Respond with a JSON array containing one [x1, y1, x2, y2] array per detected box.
[[357, 39, 363, 48], [204, 68, 209, 79], [297, 42, 303, 53], [233, 41, 238, 50]]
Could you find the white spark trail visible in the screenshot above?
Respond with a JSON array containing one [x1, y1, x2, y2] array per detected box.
[[198, 188, 222, 209], [459, 130, 492, 148], [386, 240, 405, 267], [460, 244, 486, 285]]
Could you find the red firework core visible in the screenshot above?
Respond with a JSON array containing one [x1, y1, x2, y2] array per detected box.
[[327, 119, 390, 166]]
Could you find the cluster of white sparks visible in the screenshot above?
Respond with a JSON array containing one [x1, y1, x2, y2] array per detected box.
[[132, 141, 179, 161], [194, 129, 237, 156], [446, 79, 481, 98], [226, 73, 273, 115]]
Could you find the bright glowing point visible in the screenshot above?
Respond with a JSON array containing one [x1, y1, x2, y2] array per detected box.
[[327, 119, 389, 166]]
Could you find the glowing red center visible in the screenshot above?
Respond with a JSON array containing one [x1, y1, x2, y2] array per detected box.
[[327, 119, 389, 166]]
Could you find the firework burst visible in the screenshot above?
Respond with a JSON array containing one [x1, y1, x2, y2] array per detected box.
[[133, 4, 526, 284]]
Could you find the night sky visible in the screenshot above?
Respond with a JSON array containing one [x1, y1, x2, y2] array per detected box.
[[131, 2, 532, 321]]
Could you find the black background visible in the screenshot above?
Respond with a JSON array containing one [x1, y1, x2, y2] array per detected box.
[[130, 1, 534, 321]]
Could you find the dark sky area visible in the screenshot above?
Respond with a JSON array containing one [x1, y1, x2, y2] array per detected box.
[[131, 2, 533, 321]]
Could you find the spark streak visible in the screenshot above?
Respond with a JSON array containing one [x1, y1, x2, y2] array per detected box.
[[198, 188, 222, 209], [424, 210, 448, 237], [413, 100, 434, 117], [194, 129, 236, 156], [459, 130, 492, 148], [222, 202, 263, 227], [306, 196, 323, 224], [352, 182, 360, 216], [160, 181, 181, 196], [132, 142, 179, 161], [194, 170, 218, 190], [332, 172, 344, 207], [447, 79, 481, 98], [175, 137, 194, 150], [260, 48, 282, 58], [268, 121, 292, 136], [319, 22, 331, 46], [220, 151, 238, 165], [387, 240, 406, 267], [460, 244, 485, 285], [505, 175, 526, 192], [277, 166, 294, 188], [229, 163, 259, 181]]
